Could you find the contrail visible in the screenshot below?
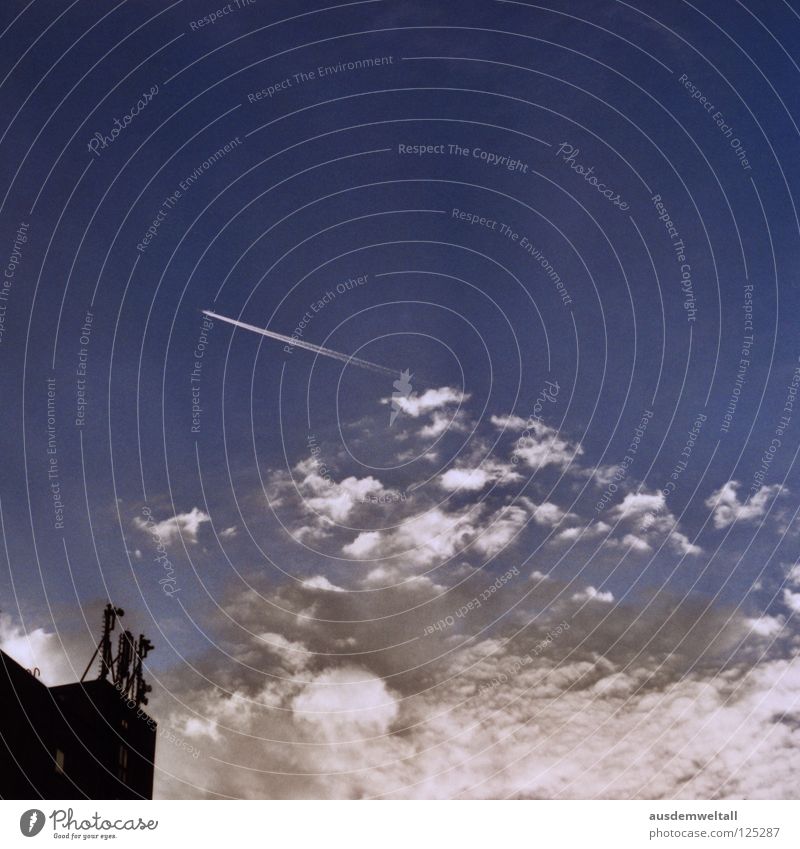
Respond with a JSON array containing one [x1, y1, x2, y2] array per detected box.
[[202, 310, 401, 378]]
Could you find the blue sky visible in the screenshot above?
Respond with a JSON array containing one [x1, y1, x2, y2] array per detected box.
[[1, 0, 799, 799]]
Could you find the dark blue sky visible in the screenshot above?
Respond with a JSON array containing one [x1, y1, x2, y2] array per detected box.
[[1, 1, 799, 782]]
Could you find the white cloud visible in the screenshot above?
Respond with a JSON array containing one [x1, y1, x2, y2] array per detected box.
[[292, 666, 399, 739], [746, 616, 785, 638], [342, 531, 383, 559], [255, 632, 314, 675], [572, 585, 615, 603], [341, 501, 531, 570], [306, 475, 386, 522], [490, 415, 585, 472], [783, 589, 800, 614], [134, 506, 210, 544], [610, 492, 664, 520], [274, 458, 392, 530], [140, 389, 800, 802], [343, 508, 474, 567], [705, 481, 783, 530], [439, 468, 492, 491], [0, 614, 77, 686], [182, 717, 221, 742], [619, 533, 652, 553], [154, 610, 800, 800], [220, 526, 238, 539], [302, 575, 345, 592], [419, 411, 458, 438], [438, 459, 522, 492], [490, 414, 528, 430], [386, 386, 466, 418], [526, 500, 567, 526], [557, 521, 611, 542], [511, 421, 583, 471], [591, 464, 624, 488], [472, 505, 528, 555], [669, 531, 703, 556], [608, 491, 701, 556]]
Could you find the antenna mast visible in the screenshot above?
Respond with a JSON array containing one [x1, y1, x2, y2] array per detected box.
[[81, 603, 154, 707]]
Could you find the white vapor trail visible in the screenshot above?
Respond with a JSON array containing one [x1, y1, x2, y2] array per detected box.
[[202, 310, 401, 378]]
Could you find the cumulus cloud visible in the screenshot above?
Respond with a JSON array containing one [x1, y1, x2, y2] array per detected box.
[[552, 492, 698, 556], [438, 459, 522, 492], [302, 575, 345, 592], [508, 421, 583, 471], [571, 585, 615, 603], [783, 590, 800, 614], [341, 502, 530, 573], [305, 475, 387, 522], [746, 616, 786, 638], [343, 507, 476, 568], [608, 491, 701, 556], [618, 532, 652, 553], [490, 414, 528, 430], [524, 500, 568, 526], [268, 457, 399, 542], [610, 492, 664, 520], [705, 481, 783, 530], [557, 521, 611, 542], [439, 467, 493, 491], [10, 362, 800, 804], [292, 666, 399, 739], [591, 464, 625, 488], [117, 387, 800, 803], [472, 505, 529, 555], [0, 614, 80, 686], [134, 506, 210, 544], [420, 410, 472, 439], [152, 578, 800, 800], [375, 384, 472, 439], [385, 386, 466, 418]]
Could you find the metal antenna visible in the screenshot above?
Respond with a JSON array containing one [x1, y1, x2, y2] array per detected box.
[[81, 603, 124, 683], [133, 635, 154, 706], [80, 604, 153, 706], [116, 630, 135, 692]]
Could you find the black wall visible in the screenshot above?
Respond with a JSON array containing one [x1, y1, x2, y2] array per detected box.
[[0, 650, 156, 799]]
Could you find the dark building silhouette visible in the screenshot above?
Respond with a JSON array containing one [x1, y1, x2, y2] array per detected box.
[[0, 606, 156, 799]]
